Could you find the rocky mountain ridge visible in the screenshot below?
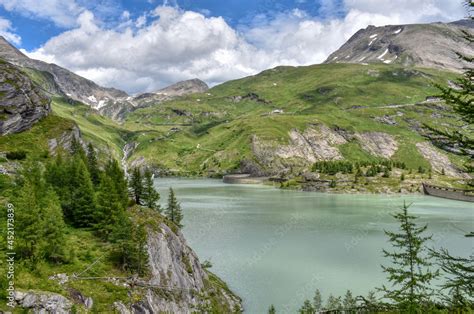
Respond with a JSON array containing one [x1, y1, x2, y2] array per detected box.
[[0, 59, 51, 135], [0, 36, 128, 107], [325, 19, 474, 72], [0, 37, 209, 121]]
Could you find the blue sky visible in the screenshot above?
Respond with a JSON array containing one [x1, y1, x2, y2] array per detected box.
[[0, 0, 347, 50], [0, 0, 466, 93]]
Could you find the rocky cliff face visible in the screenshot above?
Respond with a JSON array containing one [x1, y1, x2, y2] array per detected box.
[[325, 20, 474, 72], [0, 59, 51, 135], [251, 125, 400, 175], [122, 220, 241, 313], [10, 210, 241, 314]]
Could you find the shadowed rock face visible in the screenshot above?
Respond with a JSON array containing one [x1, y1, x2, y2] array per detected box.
[[0, 59, 51, 135], [325, 20, 474, 72]]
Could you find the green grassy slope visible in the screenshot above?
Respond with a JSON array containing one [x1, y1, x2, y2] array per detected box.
[[123, 63, 467, 178], [0, 115, 76, 159], [51, 97, 131, 158], [6, 62, 467, 185]]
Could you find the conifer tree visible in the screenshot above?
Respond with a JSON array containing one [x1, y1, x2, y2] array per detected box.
[[14, 179, 43, 263], [298, 300, 314, 314], [70, 156, 97, 227], [130, 167, 143, 205], [423, 1, 473, 184], [110, 211, 149, 276], [326, 294, 342, 311], [313, 289, 322, 312], [430, 247, 474, 307], [343, 290, 357, 311], [86, 143, 100, 186], [45, 153, 69, 211], [40, 189, 67, 263], [142, 168, 160, 211], [94, 173, 123, 239], [268, 304, 276, 314], [14, 162, 66, 264], [379, 203, 438, 311], [70, 136, 86, 162], [165, 187, 183, 228], [105, 159, 129, 209]]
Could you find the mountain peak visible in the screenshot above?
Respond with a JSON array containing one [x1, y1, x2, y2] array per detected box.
[[324, 19, 474, 72], [0, 36, 29, 64], [155, 78, 209, 96]]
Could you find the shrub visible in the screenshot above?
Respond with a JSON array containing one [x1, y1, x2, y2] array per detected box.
[[6, 150, 27, 160]]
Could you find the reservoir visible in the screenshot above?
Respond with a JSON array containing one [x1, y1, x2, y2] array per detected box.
[[154, 178, 473, 313]]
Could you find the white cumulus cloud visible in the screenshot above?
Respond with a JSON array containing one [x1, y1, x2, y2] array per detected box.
[[0, 16, 21, 44], [0, 0, 84, 27]]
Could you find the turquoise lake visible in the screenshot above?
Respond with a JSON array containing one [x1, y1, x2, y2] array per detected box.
[[154, 178, 474, 314]]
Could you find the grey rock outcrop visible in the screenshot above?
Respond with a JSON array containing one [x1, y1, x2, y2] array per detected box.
[[416, 142, 469, 179], [47, 124, 85, 155], [125, 221, 241, 313], [325, 19, 474, 72], [251, 125, 348, 174], [13, 291, 72, 313], [0, 59, 51, 135], [355, 132, 398, 158]]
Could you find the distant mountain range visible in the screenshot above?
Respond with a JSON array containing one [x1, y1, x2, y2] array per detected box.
[[325, 20, 473, 71], [0, 37, 208, 120]]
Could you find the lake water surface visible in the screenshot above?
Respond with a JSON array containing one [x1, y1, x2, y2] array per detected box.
[[154, 178, 473, 314]]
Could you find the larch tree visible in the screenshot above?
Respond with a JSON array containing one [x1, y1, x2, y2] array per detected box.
[[378, 203, 438, 311]]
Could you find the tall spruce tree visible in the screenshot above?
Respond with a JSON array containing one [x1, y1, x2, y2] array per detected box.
[[326, 294, 342, 311], [105, 159, 129, 209], [343, 290, 357, 311], [378, 203, 438, 311], [142, 168, 160, 211], [69, 156, 97, 227], [86, 143, 100, 186], [45, 154, 70, 212], [298, 300, 315, 314], [94, 173, 124, 239], [130, 167, 143, 205], [313, 289, 323, 312], [165, 187, 183, 228]]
